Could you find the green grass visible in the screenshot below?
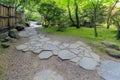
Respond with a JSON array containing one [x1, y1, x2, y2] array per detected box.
[[41, 26, 120, 46]]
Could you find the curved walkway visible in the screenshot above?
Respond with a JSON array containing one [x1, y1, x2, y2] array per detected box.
[[16, 22, 120, 80]]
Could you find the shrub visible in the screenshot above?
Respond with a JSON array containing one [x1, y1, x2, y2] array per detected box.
[[1, 42, 10, 48]]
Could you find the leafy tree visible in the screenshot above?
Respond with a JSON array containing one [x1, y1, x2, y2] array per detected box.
[[106, 0, 119, 29], [38, 1, 65, 27], [0, 0, 41, 11]]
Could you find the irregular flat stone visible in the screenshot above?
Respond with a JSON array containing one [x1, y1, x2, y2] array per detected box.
[[69, 43, 80, 49], [33, 48, 43, 54], [39, 38, 50, 42], [70, 49, 80, 55], [58, 50, 76, 60], [98, 60, 120, 80], [90, 52, 100, 62], [70, 57, 81, 63], [52, 41, 61, 46], [38, 51, 53, 59], [16, 44, 28, 50], [43, 44, 59, 51], [79, 57, 98, 70], [52, 50, 59, 56], [34, 70, 64, 80], [59, 43, 70, 49]]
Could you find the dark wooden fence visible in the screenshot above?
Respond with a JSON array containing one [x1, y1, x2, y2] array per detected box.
[[0, 3, 22, 31]]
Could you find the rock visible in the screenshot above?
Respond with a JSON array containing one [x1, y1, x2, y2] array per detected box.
[[70, 49, 80, 55], [52, 50, 59, 55], [16, 44, 28, 50], [43, 44, 59, 51], [33, 49, 43, 54], [70, 57, 81, 63], [33, 70, 64, 80], [25, 22, 30, 27], [105, 48, 120, 58], [59, 43, 70, 49], [90, 52, 100, 62], [58, 50, 76, 60], [101, 41, 119, 50], [38, 51, 53, 59], [16, 24, 24, 31], [69, 43, 80, 49], [52, 41, 61, 46], [98, 60, 120, 80], [1, 42, 10, 48], [0, 33, 10, 42], [8, 29, 19, 39], [79, 57, 98, 70], [39, 38, 50, 42]]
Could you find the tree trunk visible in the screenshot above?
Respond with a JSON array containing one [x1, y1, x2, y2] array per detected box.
[[67, 0, 75, 26], [91, 1, 98, 37], [107, 0, 118, 29], [117, 27, 120, 40], [74, 0, 80, 28]]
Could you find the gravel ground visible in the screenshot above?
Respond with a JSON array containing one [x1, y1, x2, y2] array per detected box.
[[2, 29, 104, 80]]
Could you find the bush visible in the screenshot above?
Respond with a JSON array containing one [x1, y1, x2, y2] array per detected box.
[[38, 1, 65, 27], [1, 42, 10, 48]]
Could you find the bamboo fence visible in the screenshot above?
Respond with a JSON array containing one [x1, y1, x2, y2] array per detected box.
[[0, 3, 22, 31]]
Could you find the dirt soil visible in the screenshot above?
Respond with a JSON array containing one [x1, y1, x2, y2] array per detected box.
[[1, 29, 111, 80]]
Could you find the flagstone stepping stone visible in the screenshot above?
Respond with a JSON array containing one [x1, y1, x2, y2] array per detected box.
[[33, 48, 43, 54], [16, 44, 28, 50], [69, 43, 80, 49], [90, 52, 100, 62], [70, 49, 80, 55], [38, 51, 53, 59], [58, 50, 76, 60], [70, 57, 81, 63], [52, 41, 61, 46], [98, 60, 120, 80], [33, 70, 64, 80], [59, 43, 70, 49], [43, 44, 59, 51], [79, 57, 98, 70], [39, 38, 50, 42]]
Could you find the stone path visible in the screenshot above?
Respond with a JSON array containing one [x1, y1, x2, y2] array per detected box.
[[16, 22, 120, 80], [98, 60, 120, 80], [34, 70, 64, 80], [17, 27, 100, 71]]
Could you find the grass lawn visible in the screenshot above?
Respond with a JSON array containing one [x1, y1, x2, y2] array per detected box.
[[41, 26, 120, 46]]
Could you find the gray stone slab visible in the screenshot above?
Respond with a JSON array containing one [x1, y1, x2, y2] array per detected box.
[[79, 57, 98, 70], [16, 44, 28, 50], [43, 44, 59, 51], [33, 48, 43, 54], [33, 70, 64, 80], [98, 60, 120, 80], [38, 51, 53, 59], [70, 49, 80, 55], [69, 43, 80, 49], [58, 50, 76, 60], [90, 52, 100, 62], [70, 57, 81, 63], [59, 43, 70, 49]]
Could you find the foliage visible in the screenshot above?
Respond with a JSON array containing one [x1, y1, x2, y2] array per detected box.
[[38, 1, 65, 27]]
